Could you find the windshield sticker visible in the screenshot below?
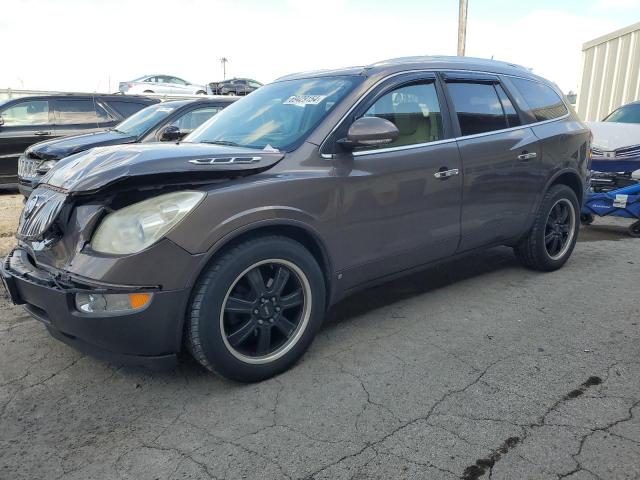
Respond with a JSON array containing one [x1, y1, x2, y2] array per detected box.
[[283, 95, 327, 106]]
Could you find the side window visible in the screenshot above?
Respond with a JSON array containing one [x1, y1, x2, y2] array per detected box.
[[104, 100, 148, 118], [359, 82, 443, 149], [55, 99, 111, 125], [171, 77, 187, 86], [508, 78, 567, 122], [169, 107, 222, 133], [447, 82, 508, 136], [0, 100, 49, 126], [495, 85, 521, 127]]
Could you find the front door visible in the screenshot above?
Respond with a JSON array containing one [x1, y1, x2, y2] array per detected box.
[[442, 74, 541, 251], [0, 98, 55, 184], [333, 74, 463, 289]]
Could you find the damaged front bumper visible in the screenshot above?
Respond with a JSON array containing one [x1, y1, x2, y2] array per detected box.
[[1, 248, 190, 369]]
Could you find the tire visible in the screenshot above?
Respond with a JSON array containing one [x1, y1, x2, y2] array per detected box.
[[186, 236, 326, 382], [515, 184, 580, 271], [580, 213, 594, 225], [195, 90, 207, 95], [629, 220, 640, 238], [143, 90, 154, 94]]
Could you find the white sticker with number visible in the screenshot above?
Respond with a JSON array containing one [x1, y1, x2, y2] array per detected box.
[[283, 95, 326, 106]]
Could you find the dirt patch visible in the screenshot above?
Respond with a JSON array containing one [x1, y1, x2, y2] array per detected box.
[[0, 193, 22, 255]]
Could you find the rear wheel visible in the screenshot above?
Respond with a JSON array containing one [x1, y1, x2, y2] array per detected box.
[[186, 236, 326, 382], [515, 185, 579, 271], [629, 220, 640, 238]]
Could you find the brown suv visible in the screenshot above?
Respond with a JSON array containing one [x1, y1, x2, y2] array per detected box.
[[1, 56, 590, 382]]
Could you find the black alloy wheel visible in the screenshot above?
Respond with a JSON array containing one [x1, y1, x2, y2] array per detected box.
[[221, 260, 309, 362]]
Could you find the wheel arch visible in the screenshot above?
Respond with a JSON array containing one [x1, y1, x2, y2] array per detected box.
[[545, 168, 586, 205], [191, 220, 335, 307]]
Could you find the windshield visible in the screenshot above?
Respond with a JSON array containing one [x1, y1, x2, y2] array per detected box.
[[114, 103, 178, 136], [604, 104, 640, 124], [185, 76, 362, 151]]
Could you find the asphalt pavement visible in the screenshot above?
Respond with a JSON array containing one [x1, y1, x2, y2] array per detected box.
[[0, 217, 638, 480]]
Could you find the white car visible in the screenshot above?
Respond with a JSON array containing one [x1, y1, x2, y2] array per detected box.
[[119, 75, 207, 95], [586, 121, 640, 179]]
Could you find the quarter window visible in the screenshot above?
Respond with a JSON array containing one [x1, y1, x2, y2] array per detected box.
[[447, 82, 510, 136], [359, 82, 443, 149], [0, 100, 49, 126], [509, 78, 567, 122]]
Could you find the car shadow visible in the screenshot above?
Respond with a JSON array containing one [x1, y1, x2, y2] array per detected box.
[[325, 246, 518, 327]]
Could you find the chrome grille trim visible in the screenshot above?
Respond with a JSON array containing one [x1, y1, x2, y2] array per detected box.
[[18, 155, 42, 180], [17, 188, 67, 241]]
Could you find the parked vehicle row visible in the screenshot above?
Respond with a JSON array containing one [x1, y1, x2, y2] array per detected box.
[[1, 56, 590, 383], [119, 75, 208, 96], [0, 94, 158, 188], [18, 97, 237, 197]]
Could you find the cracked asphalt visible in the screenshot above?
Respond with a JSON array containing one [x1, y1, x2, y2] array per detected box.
[[0, 195, 638, 479]]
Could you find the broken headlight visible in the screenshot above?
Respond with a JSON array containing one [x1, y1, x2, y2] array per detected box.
[[91, 191, 205, 254]]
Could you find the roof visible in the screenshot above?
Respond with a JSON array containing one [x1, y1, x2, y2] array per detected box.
[[582, 21, 640, 51], [276, 55, 539, 83]]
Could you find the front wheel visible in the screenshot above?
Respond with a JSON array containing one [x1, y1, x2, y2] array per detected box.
[[185, 236, 326, 382], [629, 220, 640, 238], [515, 185, 580, 271]]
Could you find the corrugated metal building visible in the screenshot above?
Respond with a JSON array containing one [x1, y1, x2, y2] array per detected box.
[[576, 21, 640, 121]]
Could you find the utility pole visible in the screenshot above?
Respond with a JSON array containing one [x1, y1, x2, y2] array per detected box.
[[457, 0, 468, 56], [220, 57, 228, 79]]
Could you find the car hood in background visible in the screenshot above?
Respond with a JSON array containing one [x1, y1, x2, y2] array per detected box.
[[40, 142, 284, 194], [586, 121, 640, 151], [27, 130, 138, 161]]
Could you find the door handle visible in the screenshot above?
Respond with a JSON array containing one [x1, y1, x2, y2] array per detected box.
[[517, 152, 537, 161], [434, 168, 460, 179], [34, 131, 51, 136]]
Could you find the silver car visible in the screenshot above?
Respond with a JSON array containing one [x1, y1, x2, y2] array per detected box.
[[119, 75, 207, 95]]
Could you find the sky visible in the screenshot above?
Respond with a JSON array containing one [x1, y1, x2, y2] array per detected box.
[[1, 0, 639, 94]]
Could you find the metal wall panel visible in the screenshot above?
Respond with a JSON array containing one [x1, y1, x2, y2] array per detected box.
[[577, 21, 640, 121]]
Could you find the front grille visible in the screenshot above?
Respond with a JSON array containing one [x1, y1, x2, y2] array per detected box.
[[614, 144, 640, 158], [17, 187, 67, 241], [17, 156, 42, 180]]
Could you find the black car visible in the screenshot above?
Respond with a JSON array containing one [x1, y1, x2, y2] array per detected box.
[[208, 78, 263, 96], [0, 94, 157, 189], [18, 97, 236, 197]]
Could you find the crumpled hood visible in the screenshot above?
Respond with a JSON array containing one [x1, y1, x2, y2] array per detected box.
[[27, 130, 137, 160], [586, 121, 640, 151], [40, 142, 284, 194]]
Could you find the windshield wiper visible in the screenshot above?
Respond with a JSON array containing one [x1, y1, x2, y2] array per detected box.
[[202, 140, 240, 147]]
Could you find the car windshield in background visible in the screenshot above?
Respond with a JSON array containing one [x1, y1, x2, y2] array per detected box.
[[186, 76, 362, 151], [113, 103, 177, 136], [603, 104, 640, 124]]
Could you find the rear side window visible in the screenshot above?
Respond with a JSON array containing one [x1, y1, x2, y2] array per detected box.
[[360, 81, 443, 149], [447, 82, 509, 136], [56, 99, 112, 125], [105, 100, 149, 118], [508, 78, 567, 122]]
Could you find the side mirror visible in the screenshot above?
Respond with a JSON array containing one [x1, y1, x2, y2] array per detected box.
[[160, 125, 181, 142], [339, 116, 399, 149]]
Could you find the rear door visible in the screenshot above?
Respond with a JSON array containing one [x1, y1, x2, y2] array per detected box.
[[330, 72, 463, 288], [0, 98, 54, 184], [442, 72, 542, 252], [53, 97, 116, 137]]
